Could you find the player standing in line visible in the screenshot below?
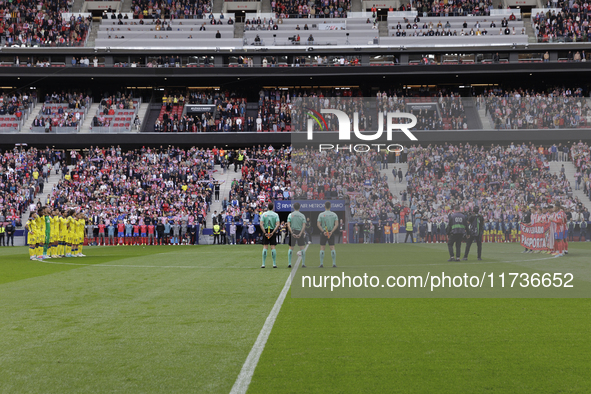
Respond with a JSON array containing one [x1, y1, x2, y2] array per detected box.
[[140, 221, 148, 245], [552, 205, 567, 257], [26, 212, 39, 260], [86, 218, 95, 247], [76, 212, 86, 257], [132, 222, 140, 245], [117, 220, 125, 245], [43, 207, 51, 259], [317, 201, 339, 268], [64, 210, 74, 257], [510, 217, 519, 243], [125, 220, 133, 245], [58, 210, 68, 257], [531, 207, 541, 253], [558, 206, 568, 255], [483, 219, 490, 243], [34, 208, 46, 259], [50, 209, 60, 258], [148, 221, 155, 246], [71, 211, 80, 256], [287, 202, 307, 268], [260, 202, 280, 268]]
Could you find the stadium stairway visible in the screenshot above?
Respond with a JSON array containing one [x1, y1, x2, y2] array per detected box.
[[80, 103, 100, 133], [134, 102, 149, 132], [477, 107, 494, 129], [464, 98, 482, 129], [379, 22, 388, 37], [351, 0, 362, 13], [213, 0, 224, 14], [380, 162, 408, 204], [72, 0, 84, 13], [235, 22, 244, 38], [33, 169, 62, 209], [524, 17, 537, 43], [492, 0, 504, 10], [22, 110, 37, 133], [261, 0, 272, 14], [549, 161, 591, 212], [85, 21, 101, 48], [121, 0, 133, 13], [203, 165, 240, 243]]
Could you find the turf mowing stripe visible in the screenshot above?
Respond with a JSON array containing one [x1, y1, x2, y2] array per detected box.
[[230, 244, 309, 394]]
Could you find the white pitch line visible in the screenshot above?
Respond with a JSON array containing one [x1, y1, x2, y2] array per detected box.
[[230, 244, 309, 394], [35, 260, 260, 269]]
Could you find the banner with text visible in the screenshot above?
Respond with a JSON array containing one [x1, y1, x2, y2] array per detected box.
[[520, 222, 554, 251], [275, 200, 346, 212]]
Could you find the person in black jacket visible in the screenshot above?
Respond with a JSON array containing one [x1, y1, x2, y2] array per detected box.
[[447, 205, 467, 261], [463, 207, 484, 261], [5, 222, 15, 246], [156, 221, 165, 245], [521, 207, 532, 252]]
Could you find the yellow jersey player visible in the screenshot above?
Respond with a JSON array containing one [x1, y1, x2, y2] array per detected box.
[[50, 210, 60, 258], [34, 209, 46, 259], [71, 212, 81, 257], [66, 210, 75, 257], [58, 210, 68, 257], [41, 207, 51, 259], [75, 213, 86, 257], [25, 212, 39, 260]]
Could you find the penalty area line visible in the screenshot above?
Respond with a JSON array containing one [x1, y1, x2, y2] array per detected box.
[[230, 244, 309, 394]]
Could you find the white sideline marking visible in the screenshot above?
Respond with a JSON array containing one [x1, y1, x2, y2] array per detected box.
[[36, 260, 260, 269], [230, 244, 309, 394]]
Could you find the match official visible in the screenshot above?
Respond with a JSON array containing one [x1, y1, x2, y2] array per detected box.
[[317, 201, 338, 268], [287, 202, 307, 268], [447, 205, 467, 261], [463, 207, 484, 261], [260, 202, 280, 268]]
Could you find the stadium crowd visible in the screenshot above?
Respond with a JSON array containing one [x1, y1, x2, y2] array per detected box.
[[395, 142, 590, 242], [533, 5, 591, 42], [130, 0, 212, 19], [482, 87, 591, 129], [571, 140, 591, 200], [43, 146, 216, 243], [272, 0, 351, 18], [266, 88, 462, 132], [4, 140, 590, 247], [413, 0, 494, 17], [0, 90, 34, 117], [0, 147, 64, 232], [0, 1, 91, 47], [154, 89, 249, 132], [43, 90, 91, 108]]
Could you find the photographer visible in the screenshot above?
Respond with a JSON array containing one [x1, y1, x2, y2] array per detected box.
[[447, 205, 467, 261], [463, 207, 484, 261]]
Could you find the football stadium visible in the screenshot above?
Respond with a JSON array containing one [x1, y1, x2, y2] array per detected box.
[[1, 0, 591, 392]]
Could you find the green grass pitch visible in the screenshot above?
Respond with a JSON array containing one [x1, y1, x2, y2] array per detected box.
[[1, 243, 590, 393]]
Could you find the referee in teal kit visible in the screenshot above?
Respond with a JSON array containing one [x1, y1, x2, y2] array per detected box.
[[317, 201, 339, 268], [287, 202, 307, 268]]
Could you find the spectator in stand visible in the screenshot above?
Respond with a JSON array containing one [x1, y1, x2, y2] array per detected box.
[[131, 0, 211, 20], [0, 146, 63, 229], [0, 1, 91, 47], [483, 86, 590, 129]]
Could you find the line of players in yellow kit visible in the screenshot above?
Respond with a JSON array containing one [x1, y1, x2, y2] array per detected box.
[[24, 207, 87, 261]]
